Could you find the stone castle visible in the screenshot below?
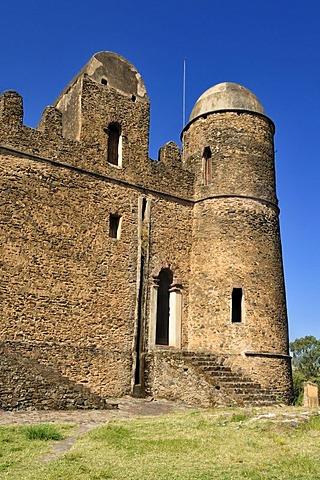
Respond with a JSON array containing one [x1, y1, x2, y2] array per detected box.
[[0, 52, 292, 409]]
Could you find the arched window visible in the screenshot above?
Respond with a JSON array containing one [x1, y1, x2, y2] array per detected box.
[[107, 123, 121, 166], [203, 146, 212, 185], [155, 269, 173, 345]]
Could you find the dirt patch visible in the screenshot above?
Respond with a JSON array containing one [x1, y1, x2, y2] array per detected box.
[[0, 396, 192, 426]]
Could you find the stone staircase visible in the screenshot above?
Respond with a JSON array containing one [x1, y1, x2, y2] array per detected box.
[[180, 351, 278, 406]]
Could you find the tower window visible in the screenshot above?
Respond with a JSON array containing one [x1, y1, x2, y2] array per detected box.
[[107, 123, 122, 167], [156, 268, 173, 345], [231, 287, 243, 323], [203, 146, 212, 185], [141, 198, 147, 221], [109, 214, 121, 239]]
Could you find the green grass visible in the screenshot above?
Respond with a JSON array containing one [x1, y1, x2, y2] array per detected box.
[[25, 423, 64, 441], [0, 423, 72, 478], [0, 410, 320, 479]]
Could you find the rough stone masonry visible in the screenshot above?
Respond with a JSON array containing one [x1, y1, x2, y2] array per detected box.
[[0, 52, 292, 409]]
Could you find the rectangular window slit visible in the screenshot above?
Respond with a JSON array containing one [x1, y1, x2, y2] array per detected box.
[[231, 287, 242, 323], [109, 214, 121, 239], [141, 198, 147, 221]]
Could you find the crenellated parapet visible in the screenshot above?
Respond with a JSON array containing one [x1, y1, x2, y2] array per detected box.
[[0, 53, 194, 202], [0, 90, 23, 127], [158, 141, 181, 165], [36, 106, 63, 138]]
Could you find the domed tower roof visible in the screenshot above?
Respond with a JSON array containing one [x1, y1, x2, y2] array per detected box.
[[189, 82, 265, 122]]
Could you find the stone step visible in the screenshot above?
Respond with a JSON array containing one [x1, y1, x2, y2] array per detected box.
[[202, 368, 263, 386], [202, 365, 232, 373], [243, 399, 276, 406], [179, 350, 277, 407], [241, 389, 276, 397], [219, 381, 265, 391], [193, 362, 226, 370], [209, 372, 243, 379], [212, 376, 245, 383], [234, 399, 275, 407], [237, 393, 277, 402], [238, 395, 276, 402], [181, 351, 220, 359], [214, 380, 262, 388], [192, 357, 223, 363], [232, 386, 266, 394], [183, 355, 224, 364]]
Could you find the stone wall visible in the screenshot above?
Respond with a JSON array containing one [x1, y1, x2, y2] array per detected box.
[[188, 197, 288, 355], [0, 52, 292, 408], [145, 351, 220, 407], [146, 195, 193, 348], [0, 342, 117, 410], [0, 57, 194, 406], [0, 148, 193, 404], [0, 151, 140, 397]]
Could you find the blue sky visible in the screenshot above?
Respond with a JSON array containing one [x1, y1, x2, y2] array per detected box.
[[1, 0, 319, 341]]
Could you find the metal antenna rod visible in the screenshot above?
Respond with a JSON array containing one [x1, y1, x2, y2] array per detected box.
[[183, 58, 186, 128]]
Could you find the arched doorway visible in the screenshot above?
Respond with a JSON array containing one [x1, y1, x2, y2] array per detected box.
[[155, 268, 173, 345]]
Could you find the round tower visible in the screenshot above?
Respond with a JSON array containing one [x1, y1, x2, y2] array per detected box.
[[182, 83, 292, 401]]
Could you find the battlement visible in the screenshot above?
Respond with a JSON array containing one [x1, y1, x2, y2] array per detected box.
[[0, 53, 194, 200], [0, 90, 23, 126], [36, 106, 63, 138], [158, 141, 181, 165]]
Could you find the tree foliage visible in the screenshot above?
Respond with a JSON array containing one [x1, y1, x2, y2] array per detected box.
[[289, 335, 320, 377], [289, 335, 320, 404]]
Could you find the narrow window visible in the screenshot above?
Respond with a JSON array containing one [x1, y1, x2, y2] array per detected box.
[[156, 269, 173, 345], [203, 146, 212, 185], [141, 198, 147, 221], [231, 287, 243, 323], [109, 214, 121, 239], [107, 124, 121, 166]]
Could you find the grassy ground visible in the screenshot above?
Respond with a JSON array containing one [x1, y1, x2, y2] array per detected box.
[[0, 408, 320, 479]]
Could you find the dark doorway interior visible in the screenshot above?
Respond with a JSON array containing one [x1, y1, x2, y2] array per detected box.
[[155, 269, 173, 345]]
